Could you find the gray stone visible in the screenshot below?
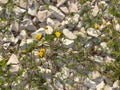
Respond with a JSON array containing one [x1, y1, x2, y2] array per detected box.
[[49, 5, 65, 20], [28, 0, 39, 16], [21, 19, 37, 31], [84, 78, 96, 89]]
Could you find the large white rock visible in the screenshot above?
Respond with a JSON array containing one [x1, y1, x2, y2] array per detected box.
[[62, 38, 74, 48], [63, 29, 77, 39], [7, 54, 20, 72], [49, 5, 65, 20], [96, 81, 105, 90], [37, 10, 51, 22], [87, 28, 101, 37]]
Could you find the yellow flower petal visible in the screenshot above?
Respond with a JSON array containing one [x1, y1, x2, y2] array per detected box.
[[94, 24, 100, 29], [40, 48, 45, 52], [38, 51, 44, 58], [35, 33, 42, 39], [55, 31, 61, 38]]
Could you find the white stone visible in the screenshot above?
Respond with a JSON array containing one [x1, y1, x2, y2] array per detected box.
[[69, 2, 78, 13], [89, 71, 101, 79], [92, 4, 99, 17], [49, 5, 65, 20], [115, 23, 120, 32], [73, 14, 80, 23], [0, 56, 3, 61], [37, 10, 51, 22], [57, 0, 67, 7], [96, 81, 105, 90], [63, 29, 77, 39], [87, 28, 101, 37], [19, 30, 27, 39], [0, 0, 8, 4], [13, 7, 26, 16], [47, 18, 55, 26], [100, 42, 107, 49], [94, 55, 103, 64], [62, 38, 74, 48], [60, 6, 69, 14], [19, 0, 27, 9], [28, 0, 39, 16], [45, 26, 53, 34], [77, 21, 83, 28], [104, 85, 112, 90], [7, 54, 20, 72], [113, 80, 120, 88], [104, 55, 115, 63]]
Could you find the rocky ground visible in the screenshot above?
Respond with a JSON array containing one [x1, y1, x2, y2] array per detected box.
[[0, 0, 120, 90]]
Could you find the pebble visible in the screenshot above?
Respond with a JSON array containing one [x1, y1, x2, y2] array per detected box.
[[63, 29, 77, 40], [37, 10, 51, 22], [96, 81, 105, 90], [49, 5, 65, 20], [57, 0, 67, 7], [62, 38, 74, 48], [87, 28, 101, 37], [7, 54, 20, 72], [28, 0, 39, 16], [92, 4, 99, 17]]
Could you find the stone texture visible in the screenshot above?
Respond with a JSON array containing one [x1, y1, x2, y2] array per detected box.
[[63, 29, 77, 40], [49, 5, 65, 20]]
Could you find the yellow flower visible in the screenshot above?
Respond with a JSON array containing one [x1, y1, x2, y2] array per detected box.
[[94, 24, 100, 29], [38, 51, 44, 58], [35, 33, 42, 39], [39, 48, 45, 53], [38, 48, 45, 58], [21, 50, 27, 54], [55, 31, 61, 38]]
